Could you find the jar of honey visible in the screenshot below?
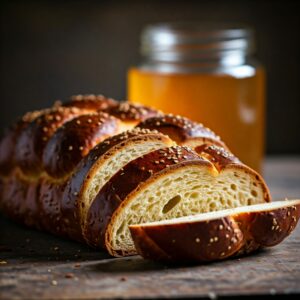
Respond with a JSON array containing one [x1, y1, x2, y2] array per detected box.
[[128, 23, 265, 171]]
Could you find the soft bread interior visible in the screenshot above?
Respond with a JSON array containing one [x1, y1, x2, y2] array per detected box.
[[132, 199, 300, 227], [80, 139, 173, 226], [109, 164, 267, 255]]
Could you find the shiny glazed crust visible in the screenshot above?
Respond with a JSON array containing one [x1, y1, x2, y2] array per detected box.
[[43, 112, 121, 178], [137, 114, 227, 149], [15, 106, 87, 176], [105, 102, 161, 124], [63, 94, 118, 110]]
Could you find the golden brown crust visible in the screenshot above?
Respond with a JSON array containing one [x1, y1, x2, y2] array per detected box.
[[0, 111, 44, 176], [137, 114, 227, 148], [43, 112, 121, 178], [130, 216, 244, 263], [104, 102, 161, 123], [129, 226, 172, 261], [1, 170, 29, 223], [1, 170, 41, 228], [234, 203, 300, 255], [196, 144, 241, 171], [15, 107, 87, 176], [84, 146, 208, 248], [38, 178, 68, 236], [64, 94, 117, 111], [22, 179, 41, 228], [129, 200, 300, 263]]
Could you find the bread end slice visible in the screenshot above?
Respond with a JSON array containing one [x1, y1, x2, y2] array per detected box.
[[129, 199, 300, 263]]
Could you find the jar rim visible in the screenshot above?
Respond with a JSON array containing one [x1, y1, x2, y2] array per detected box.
[[141, 22, 255, 64]]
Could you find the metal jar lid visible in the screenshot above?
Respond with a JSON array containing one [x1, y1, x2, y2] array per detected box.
[[140, 23, 255, 67]]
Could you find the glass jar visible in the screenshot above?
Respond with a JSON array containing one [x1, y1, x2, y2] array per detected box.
[[128, 23, 266, 172]]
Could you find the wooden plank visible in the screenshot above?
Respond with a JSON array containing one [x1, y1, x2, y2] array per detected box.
[[0, 157, 300, 299]]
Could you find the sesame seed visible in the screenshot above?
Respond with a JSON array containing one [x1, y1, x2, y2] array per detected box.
[[219, 224, 224, 230], [228, 246, 232, 250], [76, 120, 81, 125], [68, 146, 73, 151], [79, 146, 84, 151], [220, 252, 225, 257], [209, 238, 214, 243], [225, 234, 229, 238], [195, 238, 200, 243], [214, 237, 218, 242], [172, 239, 176, 243], [51, 280, 58, 286]]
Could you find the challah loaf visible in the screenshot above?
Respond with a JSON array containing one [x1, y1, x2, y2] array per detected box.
[[0, 94, 278, 260], [129, 199, 300, 263]]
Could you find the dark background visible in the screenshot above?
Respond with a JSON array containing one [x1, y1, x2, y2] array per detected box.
[[1, 0, 299, 154]]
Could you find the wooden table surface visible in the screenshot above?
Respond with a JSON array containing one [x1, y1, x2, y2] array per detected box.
[[1, 156, 300, 299]]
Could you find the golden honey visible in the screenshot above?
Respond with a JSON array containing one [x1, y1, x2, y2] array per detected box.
[[128, 23, 265, 171]]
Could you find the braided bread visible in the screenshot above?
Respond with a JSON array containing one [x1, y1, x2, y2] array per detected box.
[[2, 94, 294, 262]]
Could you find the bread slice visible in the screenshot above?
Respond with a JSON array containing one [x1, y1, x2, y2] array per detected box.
[[129, 199, 300, 263], [83, 145, 270, 256], [61, 128, 174, 240]]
